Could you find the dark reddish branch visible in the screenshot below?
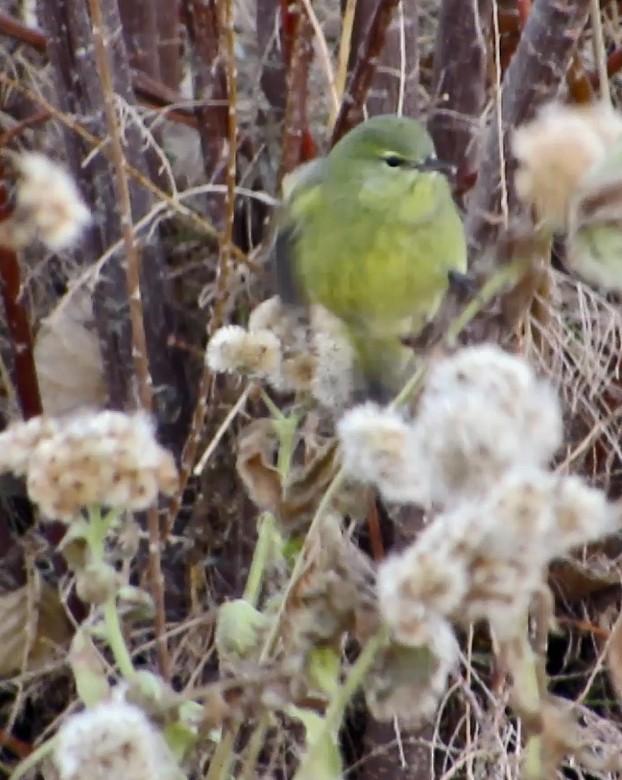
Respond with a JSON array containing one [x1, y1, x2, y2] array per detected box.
[[279, 0, 298, 66], [0, 12, 46, 51], [516, 0, 532, 28], [428, 0, 491, 175], [346, 0, 419, 118], [586, 47, 622, 87], [181, 0, 229, 226], [0, 110, 51, 147], [465, 0, 591, 264], [0, 12, 191, 129], [330, 0, 400, 145], [279, 4, 316, 181], [0, 165, 43, 420]]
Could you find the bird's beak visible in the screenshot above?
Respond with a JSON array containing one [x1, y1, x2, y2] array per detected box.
[[414, 157, 457, 177]]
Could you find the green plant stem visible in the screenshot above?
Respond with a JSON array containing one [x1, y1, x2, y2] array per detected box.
[[205, 732, 235, 780], [243, 512, 277, 606], [260, 389, 301, 481], [259, 468, 346, 663], [8, 736, 56, 780], [294, 628, 388, 779], [207, 471, 346, 780], [239, 713, 270, 780], [103, 596, 136, 679]]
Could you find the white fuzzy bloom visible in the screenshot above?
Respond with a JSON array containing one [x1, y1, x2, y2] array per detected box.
[[412, 345, 563, 507], [377, 465, 619, 642], [54, 700, 178, 780], [311, 305, 355, 411], [0, 152, 91, 251], [247, 296, 285, 334], [4, 409, 179, 521], [366, 616, 459, 727], [337, 403, 427, 504], [0, 415, 59, 476], [512, 102, 622, 229], [206, 325, 281, 379]]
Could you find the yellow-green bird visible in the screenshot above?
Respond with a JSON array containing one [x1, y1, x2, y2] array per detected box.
[[273, 114, 468, 402]]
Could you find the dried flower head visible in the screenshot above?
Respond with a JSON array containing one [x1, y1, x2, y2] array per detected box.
[[412, 345, 563, 507], [0, 152, 91, 251], [366, 617, 459, 727], [337, 403, 426, 504], [206, 324, 281, 380], [54, 700, 178, 780], [377, 467, 619, 642], [512, 102, 622, 229], [283, 516, 378, 669], [310, 305, 355, 411], [0, 410, 178, 521], [0, 415, 58, 476]]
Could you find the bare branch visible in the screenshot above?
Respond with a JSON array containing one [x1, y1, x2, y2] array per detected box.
[[427, 0, 491, 171], [331, 0, 400, 144], [465, 0, 591, 265]]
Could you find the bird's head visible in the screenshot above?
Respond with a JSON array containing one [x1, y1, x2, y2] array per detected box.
[[326, 115, 455, 211]]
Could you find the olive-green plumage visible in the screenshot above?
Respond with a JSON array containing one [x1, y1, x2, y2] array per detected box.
[[273, 114, 467, 401]]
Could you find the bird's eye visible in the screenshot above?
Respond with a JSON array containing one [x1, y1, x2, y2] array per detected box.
[[384, 155, 404, 168]]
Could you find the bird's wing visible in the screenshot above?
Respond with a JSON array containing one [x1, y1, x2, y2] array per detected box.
[[272, 158, 326, 306]]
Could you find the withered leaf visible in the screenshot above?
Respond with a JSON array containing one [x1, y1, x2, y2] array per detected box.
[[236, 418, 349, 534], [0, 574, 73, 677]]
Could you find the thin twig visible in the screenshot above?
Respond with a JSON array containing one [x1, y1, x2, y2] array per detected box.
[[590, 0, 611, 104], [0, 74, 250, 266], [332, 0, 357, 128], [300, 0, 339, 117], [86, 0, 170, 680], [331, 0, 400, 144], [492, 0, 509, 227], [193, 384, 251, 477], [213, 0, 238, 330]]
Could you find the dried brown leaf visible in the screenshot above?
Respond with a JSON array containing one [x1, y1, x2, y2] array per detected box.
[[236, 418, 358, 534], [34, 286, 106, 415], [0, 574, 72, 677]]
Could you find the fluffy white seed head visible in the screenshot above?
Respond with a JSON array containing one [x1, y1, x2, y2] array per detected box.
[[0, 152, 91, 251], [3, 409, 179, 521], [54, 700, 178, 780], [366, 617, 459, 727], [512, 102, 622, 229], [206, 324, 282, 380], [310, 305, 355, 411], [337, 403, 427, 504], [377, 466, 616, 643], [0, 415, 59, 476], [412, 345, 563, 507]]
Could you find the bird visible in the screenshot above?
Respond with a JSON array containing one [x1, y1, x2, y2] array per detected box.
[[272, 114, 468, 403]]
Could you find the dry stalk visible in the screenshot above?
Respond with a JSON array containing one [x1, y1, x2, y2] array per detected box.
[[590, 0, 611, 104], [332, 0, 358, 128], [0, 73, 250, 267], [428, 0, 490, 171], [466, 0, 591, 264], [0, 160, 43, 420], [278, 2, 316, 183], [331, 0, 400, 144], [163, 0, 240, 538], [86, 0, 170, 680]]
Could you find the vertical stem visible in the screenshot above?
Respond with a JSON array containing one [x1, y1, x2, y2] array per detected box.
[[590, 0, 611, 104], [86, 0, 170, 680]]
